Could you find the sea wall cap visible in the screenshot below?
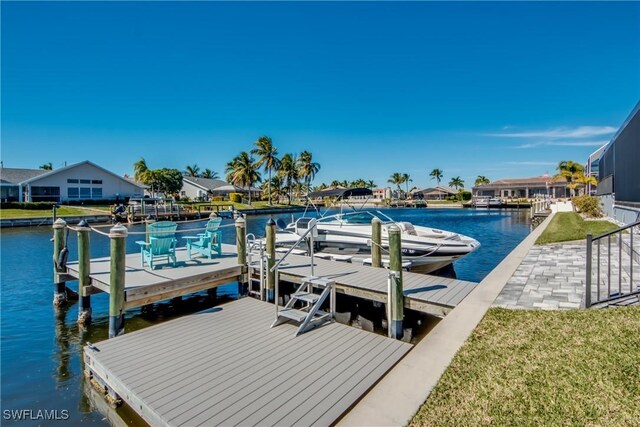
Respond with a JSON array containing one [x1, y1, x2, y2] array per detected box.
[[53, 218, 67, 229], [109, 223, 128, 238]]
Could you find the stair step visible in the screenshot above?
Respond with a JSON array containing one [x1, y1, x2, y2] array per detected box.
[[278, 308, 328, 323], [292, 292, 320, 304], [303, 277, 334, 289]]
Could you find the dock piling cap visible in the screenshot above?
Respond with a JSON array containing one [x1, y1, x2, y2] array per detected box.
[[388, 224, 400, 234], [235, 216, 246, 227], [266, 218, 275, 226], [109, 223, 128, 238], [76, 219, 91, 230], [53, 218, 67, 228]]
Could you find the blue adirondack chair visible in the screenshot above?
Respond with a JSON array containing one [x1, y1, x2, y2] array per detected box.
[[135, 221, 178, 269], [183, 218, 223, 260]]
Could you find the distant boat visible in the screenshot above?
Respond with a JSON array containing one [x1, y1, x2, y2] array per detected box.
[[473, 196, 502, 208]]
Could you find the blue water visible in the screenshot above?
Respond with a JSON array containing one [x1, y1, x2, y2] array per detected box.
[[0, 208, 529, 425]]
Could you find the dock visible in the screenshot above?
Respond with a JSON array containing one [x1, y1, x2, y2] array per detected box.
[[84, 297, 412, 427], [65, 244, 478, 316]]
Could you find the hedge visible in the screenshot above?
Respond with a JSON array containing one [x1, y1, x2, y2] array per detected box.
[[229, 193, 242, 203]]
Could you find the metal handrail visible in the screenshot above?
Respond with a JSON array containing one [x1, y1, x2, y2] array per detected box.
[[585, 219, 639, 307], [270, 225, 315, 273]]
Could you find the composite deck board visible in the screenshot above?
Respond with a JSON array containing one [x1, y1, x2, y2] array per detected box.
[[85, 298, 411, 427], [70, 243, 477, 315]]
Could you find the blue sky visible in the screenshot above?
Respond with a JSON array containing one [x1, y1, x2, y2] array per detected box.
[[2, 1, 639, 189]]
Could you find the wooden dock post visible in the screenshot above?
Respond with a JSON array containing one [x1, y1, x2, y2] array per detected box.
[[266, 218, 276, 303], [388, 225, 404, 340], [52, 218, 68, 306], [108, 223, 128, 338], [371, 217, 382, 268], [235, 216, 247, 295], [77, 220, 92, 325]]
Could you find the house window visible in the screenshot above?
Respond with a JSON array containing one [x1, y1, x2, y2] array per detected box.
[[92, 180, 102, 184], [68, 188, 79, 198], [67, 179, 79, 184], [80, 187, 91, 198], [80, 179, 91, 184], [92, 188, 103, 198]]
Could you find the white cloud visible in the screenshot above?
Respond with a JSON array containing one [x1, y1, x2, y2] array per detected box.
[[516, 140, 609, 149], [488, 126, 616, 139], [506, 161, 556, 166]]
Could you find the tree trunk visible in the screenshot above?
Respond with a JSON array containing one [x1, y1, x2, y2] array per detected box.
[[268, 169, 272, 206]]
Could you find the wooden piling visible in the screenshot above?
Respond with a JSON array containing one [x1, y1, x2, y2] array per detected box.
[[388, 225, 404, 340], [108, 223, 127, 338], [52, 218, 68, 306], [266, 218, 276, 302], [77, 220, 92, 325], [371, 217, 382, 268], [235, 216, 246, 265]]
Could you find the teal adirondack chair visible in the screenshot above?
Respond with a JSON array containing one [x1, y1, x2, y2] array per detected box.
[[135, 221, 178, 269], [183, 218, 223, 260]]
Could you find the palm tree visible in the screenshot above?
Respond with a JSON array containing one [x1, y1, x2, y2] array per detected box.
[[278, 153, 298, 204], [296, 151, 320, 195], [574, 173, 597, 196], [252, 136, 280, 206], [430, 168, 443, 186], [402, 173, 412, 194], [449, 176, 464, 190], [475, 175, 490, 186], [133, 158, 149, 182], [39, 162, 53, 170], [201, 169, 219, 180], [184, 164, 200, 177], [261, 176, 284, 203], [225, 152, 261, 205], [351, 179, 367, 188], [367, 180, 376, 189], [388, 173, 405, 199], [553, 160, 585, 197]]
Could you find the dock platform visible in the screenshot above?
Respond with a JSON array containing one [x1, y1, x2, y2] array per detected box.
[[84, 297, 412, 427], [66, 244, 478, 316]]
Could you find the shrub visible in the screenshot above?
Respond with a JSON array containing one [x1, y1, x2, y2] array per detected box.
[[459, 191, 472, 201], [229, 193, 242, 203], [572, 195, 602, 218], [211, 196, 224, 202]]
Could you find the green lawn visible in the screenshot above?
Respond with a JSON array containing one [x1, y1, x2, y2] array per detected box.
[[0, 206, 105, 219], [536, 212, 619, 244], [411, 307, 640, 426]]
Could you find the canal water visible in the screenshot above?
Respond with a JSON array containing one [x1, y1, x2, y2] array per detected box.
[[0, 208, 529, 426]]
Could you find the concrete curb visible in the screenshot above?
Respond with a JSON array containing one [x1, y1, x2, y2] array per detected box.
[[339, 212, 557, 427]]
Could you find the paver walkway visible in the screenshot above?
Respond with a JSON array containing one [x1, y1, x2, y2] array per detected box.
[[493, 241, 586, 310]]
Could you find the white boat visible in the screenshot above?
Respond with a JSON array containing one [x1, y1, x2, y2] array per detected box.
[[473, 196, 502, 208], [273, 188, 480, 274]]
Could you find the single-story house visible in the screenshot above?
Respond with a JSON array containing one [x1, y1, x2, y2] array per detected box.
[[1, 161, 145, 203], [472, 176, 568, 199], [181, 177, 261, 201], [411, 186, 458, 200]]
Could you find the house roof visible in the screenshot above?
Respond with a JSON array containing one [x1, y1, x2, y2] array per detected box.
[[472, 175, 567, 190], [0, 168, 49, 185], [183, 177, 228, 191], [14, 161, 146, 188], [413, 186, 458, 195]]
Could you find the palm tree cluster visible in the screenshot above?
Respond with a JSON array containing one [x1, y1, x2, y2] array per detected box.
[[387, 173, 413, 196], [183, 164, 220, 180], [314, 179, 376, 191], [553, 160, 596, 197], [475, 175, 490, 186], [225, 136, 321, 205]]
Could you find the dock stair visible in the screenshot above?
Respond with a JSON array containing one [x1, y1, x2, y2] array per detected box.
[[271, 276, 336, 336]]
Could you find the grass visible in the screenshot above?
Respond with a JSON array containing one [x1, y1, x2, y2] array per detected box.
[[0, 206, 105, 219], [536, 212, 619, 245], [411, 307, 640, 426]]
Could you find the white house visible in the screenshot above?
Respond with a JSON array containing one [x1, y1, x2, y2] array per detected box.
[[181, 177, 262, 201], [0, 161, 145, 203]]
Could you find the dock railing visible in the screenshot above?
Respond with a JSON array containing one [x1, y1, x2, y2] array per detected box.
[[529, 199, 550, 218], [585, 219, 640, 307]]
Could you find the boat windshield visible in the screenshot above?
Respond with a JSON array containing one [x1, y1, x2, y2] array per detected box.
[[318, 211, 391, 225]]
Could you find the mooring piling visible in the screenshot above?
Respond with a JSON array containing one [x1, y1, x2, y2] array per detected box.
[[266, 218, 276, 303], [76, 220, 92, 325], [108, 223, 127, 338], [52, 218, 68, 306], [371, 217, 382, 268], [388, 224, 404, 340]]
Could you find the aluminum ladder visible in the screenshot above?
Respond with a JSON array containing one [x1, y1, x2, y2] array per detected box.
[[246, 234, 267, 300], [271, 276, 335, 336]]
